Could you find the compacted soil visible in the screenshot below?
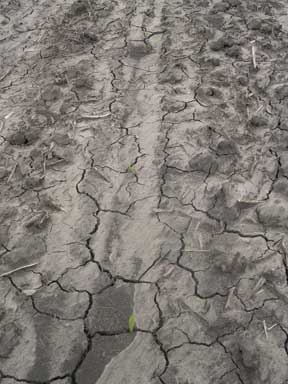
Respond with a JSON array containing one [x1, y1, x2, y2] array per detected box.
[[1, 0, 288, 383]]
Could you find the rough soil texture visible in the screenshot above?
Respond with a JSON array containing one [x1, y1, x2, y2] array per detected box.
[[1, 0, 288, 383]]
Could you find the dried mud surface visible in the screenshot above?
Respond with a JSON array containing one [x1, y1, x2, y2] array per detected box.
[[1, 0, 288, 383]]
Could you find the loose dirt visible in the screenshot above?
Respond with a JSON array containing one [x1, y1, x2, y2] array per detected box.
[[1, 0, 288, 383]]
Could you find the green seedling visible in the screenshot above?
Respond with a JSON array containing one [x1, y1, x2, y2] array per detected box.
[[127, 165, 137, 175], [128, 314, 136, 333]]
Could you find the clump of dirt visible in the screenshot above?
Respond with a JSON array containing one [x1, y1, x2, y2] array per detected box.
[[24, 211, 50, 231], [23, 175, 45, 190], [249, 115, 268, 128], [237, 331, 288, 384], [159, 64, 185, 84], [189, 152, 218, 174], [210, 2, 231, 14], [210, 36, 234, 51], [213, 249, 246, 274], [66, 0, 88, 18], [248, 17, 282, 34], [0, 320, 22, 358], [7, 123, 40, 146]]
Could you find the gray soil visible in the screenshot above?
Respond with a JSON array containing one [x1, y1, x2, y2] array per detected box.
[[1, 0, 288, 383]]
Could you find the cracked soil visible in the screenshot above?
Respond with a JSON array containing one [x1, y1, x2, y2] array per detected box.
[[1, 0, 288, 383]]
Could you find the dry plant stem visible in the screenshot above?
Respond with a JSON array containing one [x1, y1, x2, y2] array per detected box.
[[255, 105, 263, 114], [7, 163, 17, 183], [0, 262, 38, 278], [225, 287, 235, 310], [248, 276, 266, 299], [251, 41, 257, 69], [92, 167, 111, 184], [87, 0, 96, 21], [77, 113, 111, 121], [153, 208, 174, 213], [0, 69, 12, 83], [267, 324, 278, 331], [263, 320, 268, 339], [162, 266, 174, 278], [0, 112, 13, 132], [183, 249, 210, 252]]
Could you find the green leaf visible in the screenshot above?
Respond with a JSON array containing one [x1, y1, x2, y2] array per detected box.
[[128, 314, 136, 333], [127, 165, 137, 175]]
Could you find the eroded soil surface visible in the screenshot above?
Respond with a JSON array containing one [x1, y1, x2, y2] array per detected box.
[[1, 0, 288, 383]]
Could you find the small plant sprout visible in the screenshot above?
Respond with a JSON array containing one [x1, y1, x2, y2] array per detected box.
[[128, 314, 136, 333], [127, 165, 137, 175]]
